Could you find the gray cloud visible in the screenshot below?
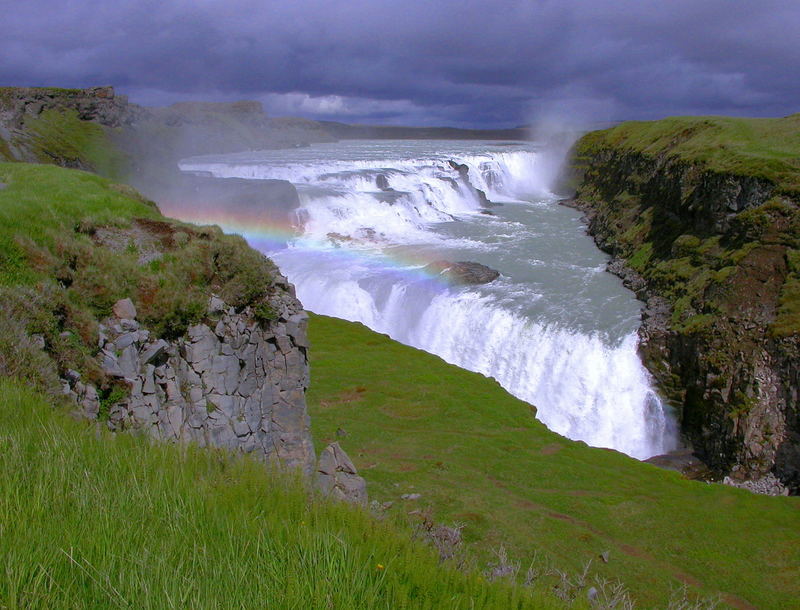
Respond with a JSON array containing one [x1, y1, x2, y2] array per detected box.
[[2, 0, 798, 127]]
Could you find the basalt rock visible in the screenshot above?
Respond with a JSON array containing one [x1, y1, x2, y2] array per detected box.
[[65, 295, 315, 474], [447, 159, 494, 208], [316, 441, 368, 505], [426, 260, 501, 285], [568, 139, 800, 494]]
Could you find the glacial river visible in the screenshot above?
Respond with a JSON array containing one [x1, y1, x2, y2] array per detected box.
[[176, 139, 677, 459]]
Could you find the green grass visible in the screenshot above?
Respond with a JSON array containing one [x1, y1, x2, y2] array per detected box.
[[306, 314, 800, 608], [0, 379, 561, 609], [0, 163, 286, 389], [579, 114, 800, 194], [23, 109, 127, 178]]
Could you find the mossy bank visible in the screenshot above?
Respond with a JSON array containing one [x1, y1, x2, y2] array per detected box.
[[567, 114, 800, 492]]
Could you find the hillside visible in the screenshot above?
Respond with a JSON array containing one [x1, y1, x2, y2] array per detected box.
[[1, 379, 560, 609], [306, 314, 800, 609], [568, 114, 800, 492], [2, 89, 799, 607], [0, 161, 575, 607]]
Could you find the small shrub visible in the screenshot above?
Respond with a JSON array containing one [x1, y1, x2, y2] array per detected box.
[[253, 301, 278, 326]]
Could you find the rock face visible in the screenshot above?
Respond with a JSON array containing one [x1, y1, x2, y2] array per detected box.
[[425, 260, 501, 285], [66, 295, 315, 474], [568, 142, 800, 493], [447, 159, 493, 207], [316, 442, 368, 505], [0, 85, 141, 164]]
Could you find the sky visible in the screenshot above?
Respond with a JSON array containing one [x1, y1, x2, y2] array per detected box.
[[2, 0, 799, 128]]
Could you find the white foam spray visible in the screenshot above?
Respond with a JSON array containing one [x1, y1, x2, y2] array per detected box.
[[181, 140, 678, 459]]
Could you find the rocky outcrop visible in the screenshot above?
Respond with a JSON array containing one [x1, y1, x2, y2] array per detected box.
[[0, 85, 138, 132], [568, 140, 800, 493], [316, 442, 368, 505], [426, 260, 501, 285], [0, 86, 141, 165], [447, 160, 493, 208], [64, 294, 315, 474]]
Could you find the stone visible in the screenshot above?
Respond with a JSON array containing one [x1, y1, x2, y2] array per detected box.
[[118, 344, 139, 379], [140, 339, 169, 365], [424, 260, 500, 285], [112, 298, 137, 320], [316, 442, 367, 505], [120, 319, 139, 332], [208, 295, 226, 314], [102, 352, 124, 378], [115, 332, 137, 350], [401, 493, 421, 500]]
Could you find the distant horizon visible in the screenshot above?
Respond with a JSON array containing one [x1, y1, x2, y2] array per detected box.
[[3, 1, 798, 130]]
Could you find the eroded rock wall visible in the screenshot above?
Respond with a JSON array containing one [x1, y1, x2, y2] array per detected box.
[[65, 294, 315, 474], [569, 146, 800, 493]]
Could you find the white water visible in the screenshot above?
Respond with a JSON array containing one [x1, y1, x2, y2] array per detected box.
[[179, 140, 678, 459]]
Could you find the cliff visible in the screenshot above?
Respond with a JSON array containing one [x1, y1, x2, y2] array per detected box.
[[0, 161, 364, 499], [568, 115, 800, 492]]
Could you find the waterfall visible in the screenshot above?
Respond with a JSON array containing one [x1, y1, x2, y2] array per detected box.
[[178, 140, 678, 459]]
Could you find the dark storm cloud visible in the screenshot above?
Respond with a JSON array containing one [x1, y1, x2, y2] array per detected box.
[[2, 0, 798, 127]]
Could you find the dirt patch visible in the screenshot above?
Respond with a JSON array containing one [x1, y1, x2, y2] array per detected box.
[[540, 443, 562, 455], [318, 387, 367, 409]]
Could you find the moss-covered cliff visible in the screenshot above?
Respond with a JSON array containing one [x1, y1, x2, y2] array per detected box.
[[568, 115, 800, 491]]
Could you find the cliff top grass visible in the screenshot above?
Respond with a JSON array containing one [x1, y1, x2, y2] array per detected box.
[[0, 379, 560, 609], [579, 114, 800, 195], [0, 163, 283, 391], [307, 314, 800, 609]]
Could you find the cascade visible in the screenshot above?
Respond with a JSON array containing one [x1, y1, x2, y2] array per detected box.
[[178, 140, 678, 459]]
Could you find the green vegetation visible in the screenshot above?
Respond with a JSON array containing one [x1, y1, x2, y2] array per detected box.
[[0, 162, 282, 390], [25, 109, 127, 177], [306, 314, 800, 609], [1, 379, 560, 609], [578, 114, 800, 195], [574, 115, 800, 336]]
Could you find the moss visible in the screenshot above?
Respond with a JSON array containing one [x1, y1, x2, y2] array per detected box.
[[671, 234, 702, 258], [628, 242, 653, 271], [253, 301, 278, 326], [772, 248, 800, 336]]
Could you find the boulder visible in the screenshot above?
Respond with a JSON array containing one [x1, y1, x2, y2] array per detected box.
[[317, 442, 367, 505], [112, 298, 137, 320], [425, 260, 500, 285]]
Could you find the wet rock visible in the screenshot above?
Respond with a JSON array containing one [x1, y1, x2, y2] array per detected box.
[[376, 173, 394, 191], [425, 260, 500, 285]]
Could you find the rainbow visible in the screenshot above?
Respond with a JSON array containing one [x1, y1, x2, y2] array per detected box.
[[157, 200, 458, 287]]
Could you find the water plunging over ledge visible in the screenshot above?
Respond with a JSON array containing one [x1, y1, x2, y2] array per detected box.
[[174, 139, 678, 459]]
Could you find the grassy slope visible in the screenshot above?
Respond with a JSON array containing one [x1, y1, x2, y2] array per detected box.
[[0, 162, 291, 394], [306, 314, 800, 609], [0, 162, 562, 608], [579, 114, 800, 194], [0, 379, 558, 609]]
